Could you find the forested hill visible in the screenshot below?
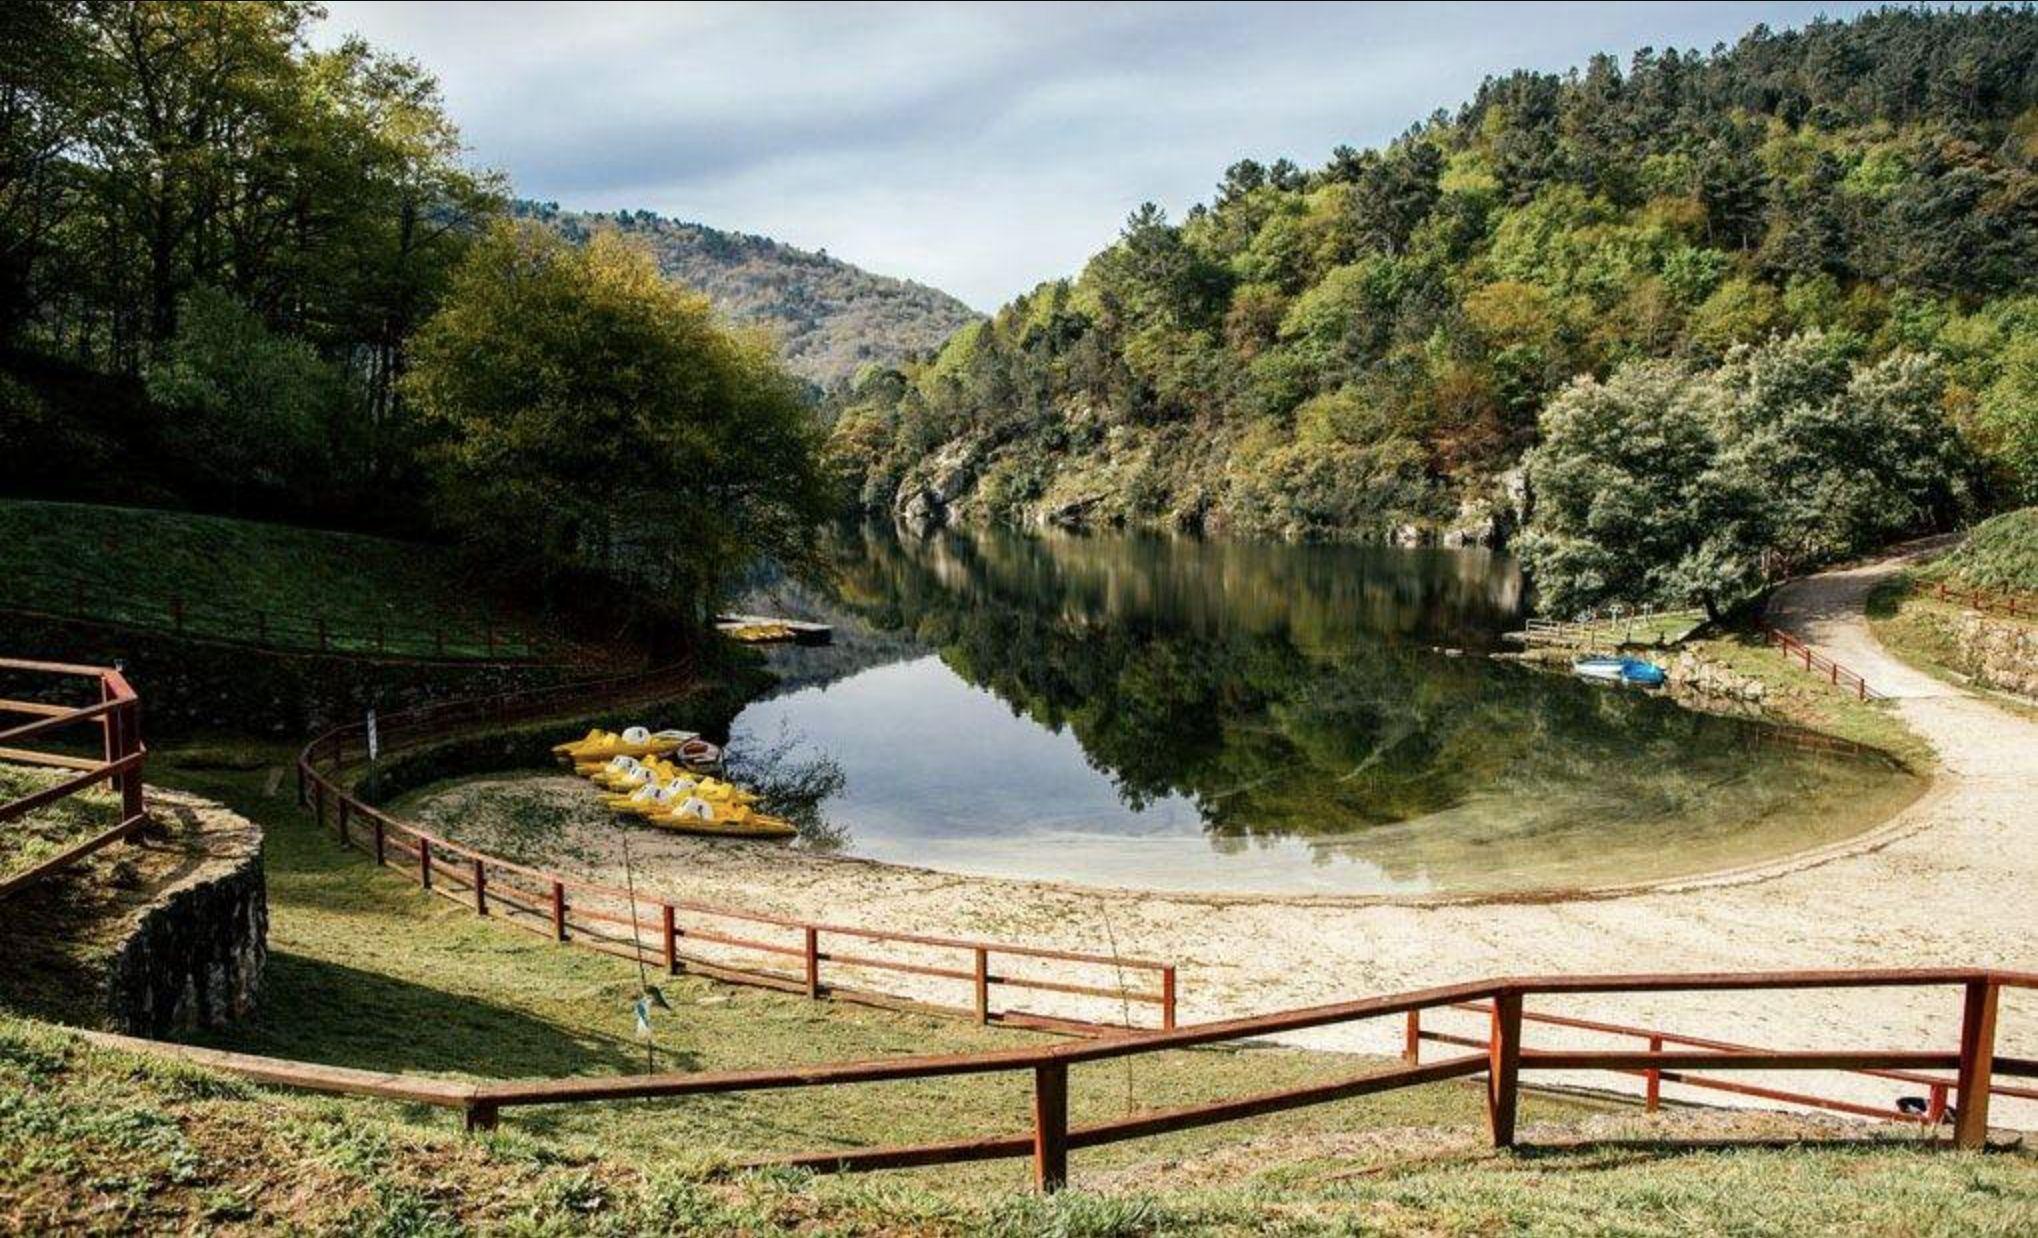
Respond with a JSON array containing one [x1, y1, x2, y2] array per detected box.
[[828, 6, 2038, 545], [515, 202, 980, 388]]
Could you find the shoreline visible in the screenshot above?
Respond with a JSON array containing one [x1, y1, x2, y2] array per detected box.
[[400, 546, 2036, 1124]]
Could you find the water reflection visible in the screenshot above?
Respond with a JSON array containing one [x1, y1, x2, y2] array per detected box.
[[729, 524, 1917, 895]]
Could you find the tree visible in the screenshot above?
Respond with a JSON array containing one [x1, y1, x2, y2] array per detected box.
[[404, 221, 831, 633], [1711, 332, 1968, 569], [1518, 362, 1768, 618], [144, 285, 338, 506]]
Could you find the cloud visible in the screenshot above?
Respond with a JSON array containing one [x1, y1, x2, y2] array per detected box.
[[315, 1, 1877, 310]]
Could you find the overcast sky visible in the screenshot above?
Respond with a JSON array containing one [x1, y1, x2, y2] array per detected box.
[[314, 1, 1882, 311]]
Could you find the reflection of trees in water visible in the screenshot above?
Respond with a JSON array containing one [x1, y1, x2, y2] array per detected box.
[[820, 524, 1907, 883]]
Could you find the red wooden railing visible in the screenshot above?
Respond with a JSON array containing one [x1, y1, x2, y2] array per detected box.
[[6, 566, 560, 663], [297, 666, 1177, 1036], [1406, 997, 2037, 1127], [1932, 580, 2032, 622], [1758, 624, 1879, 700], [75, 967, 2037, 1193], [0, 657, 147, 896]]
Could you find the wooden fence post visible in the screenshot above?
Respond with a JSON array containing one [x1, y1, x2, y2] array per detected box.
[[1645, 1034, 1663, 1111], [313, 781, 326, 833], [973, 947, 990, 1024], [550, 881, 567, 941], [1487, 992, 1523, 1149], [337, 797, 350, 846], [372, 817, 385, 867], [662, 904, 677, 974], [463, 1103, 499, 1134], [472, 858, 487, 914], [1954, 979, 1999, 1150], [419, 838, 433, 890], [804, 926, 821, 999], [1032, 1062, 1069, 1193], [1403, 1009, 1421, 1064]]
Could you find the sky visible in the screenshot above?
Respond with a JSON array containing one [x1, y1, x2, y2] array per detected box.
[[313, 1, 1886, 311]]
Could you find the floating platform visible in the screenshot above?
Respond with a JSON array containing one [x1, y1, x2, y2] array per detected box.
[[715, 613, 834, 646]]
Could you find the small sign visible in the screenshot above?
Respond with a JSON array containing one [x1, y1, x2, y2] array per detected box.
[[366, 710, 379, 762]]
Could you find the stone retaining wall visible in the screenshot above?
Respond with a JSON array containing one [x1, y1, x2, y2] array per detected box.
[[1945, 609, 2038, 699], [103, 789, 266, 1035]]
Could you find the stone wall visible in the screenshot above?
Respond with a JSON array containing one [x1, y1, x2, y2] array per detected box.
[[1944, 609, 2038, 699], [103, 789, 267, 1036]]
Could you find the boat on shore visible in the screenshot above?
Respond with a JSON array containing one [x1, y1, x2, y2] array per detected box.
[[1573, 656, 1668, 688]]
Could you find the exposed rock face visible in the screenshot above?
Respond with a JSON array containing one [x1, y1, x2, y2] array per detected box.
[[104, 791, 266, 1035], [1946, 610, 2038, 698], [894, 438, 979, 529]]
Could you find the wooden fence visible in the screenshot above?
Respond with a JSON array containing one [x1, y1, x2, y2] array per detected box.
[[78, 967, 2036, 1193], [1931, 580, 2032, 622], [1758, 623, 1879, 700], [297, 667, 1177, 1036], [0, 657, 147, 897], [6, 566, 558, 663]]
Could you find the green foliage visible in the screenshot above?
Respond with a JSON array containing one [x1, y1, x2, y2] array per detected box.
[[827, 7, 2038, 536], [1518, 362, 1767, 617], [4, 0, 501, 521], [144, 287, 340, 501], [1521, 332, 1969, 614], [405, 222, 832, 626]]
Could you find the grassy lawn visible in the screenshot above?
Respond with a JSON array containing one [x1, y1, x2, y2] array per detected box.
[[4, 1009, 2032, 1235], [0, 764, 119, 886], [0, 499, 546, 658], [124, 742, 1605, 1192]]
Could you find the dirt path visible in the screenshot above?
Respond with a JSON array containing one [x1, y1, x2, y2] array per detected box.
[[422, 546, 2038, 1123]]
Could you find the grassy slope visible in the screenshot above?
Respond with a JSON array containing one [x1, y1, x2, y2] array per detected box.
[[0, 499, 526, 656], [0, 743, 2032, 1231], [1920, 509, 2038, 594]]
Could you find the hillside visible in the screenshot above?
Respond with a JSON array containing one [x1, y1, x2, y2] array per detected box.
[[516, 201, 981, 388], [827, 7, 2038, 543]]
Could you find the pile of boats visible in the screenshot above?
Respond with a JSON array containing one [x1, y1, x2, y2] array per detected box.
[[549, 726, 797, 840]]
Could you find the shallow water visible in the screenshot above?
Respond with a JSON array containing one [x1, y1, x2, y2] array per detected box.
[[727, 525, 1919, 896]]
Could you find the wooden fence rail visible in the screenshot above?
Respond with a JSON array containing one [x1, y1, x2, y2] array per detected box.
[[74, 968, 2037, 1193], [0, 657, 147, 897], [5, 566, 559, 664], [1931, 581, 2032, 621], [1757, 623, 1879, 700], [297, 664, 1177, 1036]]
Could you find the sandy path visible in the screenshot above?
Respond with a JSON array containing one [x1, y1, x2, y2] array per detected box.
[[430, 546, 2038, 1123]]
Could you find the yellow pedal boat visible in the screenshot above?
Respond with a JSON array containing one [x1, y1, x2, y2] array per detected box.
[[643, 800, 796, 840], [552, 726, 698, 764]]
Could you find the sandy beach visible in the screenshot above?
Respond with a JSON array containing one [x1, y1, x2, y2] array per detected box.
[[412, 548, 2038, 1124]]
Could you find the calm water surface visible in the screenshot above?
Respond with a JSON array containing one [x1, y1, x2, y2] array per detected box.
[[728, 525, 1917, 896]]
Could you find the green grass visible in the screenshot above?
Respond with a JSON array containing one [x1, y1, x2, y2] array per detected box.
[[122, 742, 1604, 1189], [1920, 508, 2038, 595], [4, 1011, 2032, 1235], [5, 739, 2036, 1231], [0, 498, 545, 658], [1680, 630, 1934, 769], [0, 764, 119, 884]]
